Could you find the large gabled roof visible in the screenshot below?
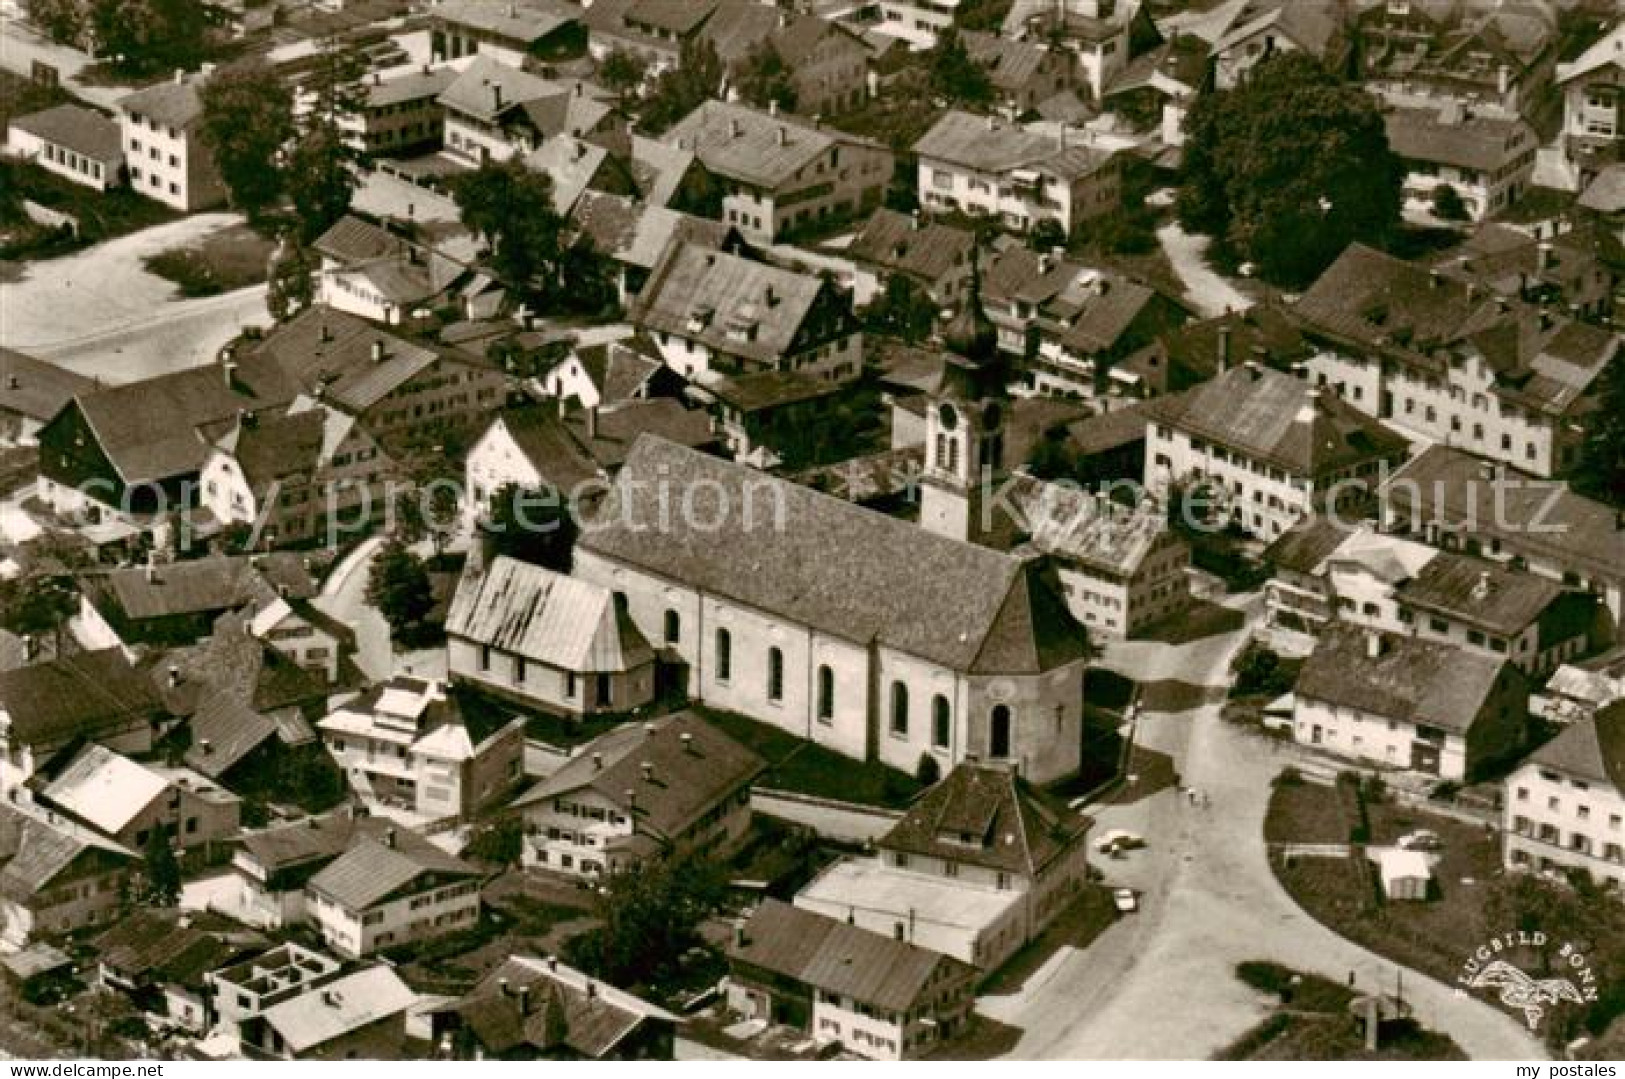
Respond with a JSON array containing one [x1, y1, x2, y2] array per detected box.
[[0, 647, 163, 749], [0, 347, 96, 424], [579, 436, 1090, 674], [878, 761, 1091, 876], [631, 242, 827, 365], [0, 803, 134, 903], [252, 305, 460, 414], [39, 743, 168, 836], [728, 899, 974, 1012], [448, 954, 676, 1058], [306, 834, 479, 911], [662, 100, 872, 188], [1527, 700, 1625, 792], [260, 965, 417, 1054]]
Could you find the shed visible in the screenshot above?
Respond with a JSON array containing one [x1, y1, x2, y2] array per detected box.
[[1378, 848, 1433, 901]]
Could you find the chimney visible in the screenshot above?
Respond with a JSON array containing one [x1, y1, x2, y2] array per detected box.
[[1537, 242, 1552, 275], [372, 339, 386, 363], [492, 84, 503, 111], [587, 982, 597, 1002], [1244, 358, 1262, 380], [768, 98, 778, 117], [1296, 387, 1322, 425], [586, 405, 598, 442], [644, 721, 656, 735], [320, 323, 333, 344], [986, 114, 996, 131], [1429, 268, 1442, 290], [1038, 252, 1052, 275], [517, 985, 532, 1015], [547, 955, 558, 972], [1472, 569, 1492, 601], [322, 990, 341, 1007], [499, 977, 510, 997], [681, 731, 694, 753], [1539, 305, 1553, 332], [641, 761, 654, 783], [167, 664, 180, 689], [574, 81, 583, 97], [625, 788, 637, 811], [224, 357, 239, 388], [1216, 325, 1231, 373], [383, 827, 396, 848], [21, 635, 34, 661], [910, 208, 921, 231], [6, 374, 18, 390], [776, 124, 787, 147], [1365, 631, 1384, 660], [592, 751, 604, 770], [733, 919, 748, 948], [174, 68, 185, 85], [729, 118, 742, 138], [372, 71, 381, 86]]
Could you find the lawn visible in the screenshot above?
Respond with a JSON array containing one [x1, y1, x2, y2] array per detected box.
[[1218, 961, 1465, 1060], [1, 158, 179, 259], [1264, 772, 1357, 845], [696, 707, 924, 809], [143, 223, 275, 297]]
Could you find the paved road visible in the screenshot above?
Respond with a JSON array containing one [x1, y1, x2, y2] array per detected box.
[[1156, 222, 1254, 319], [981, 595, 1545, 1061], [312, 534, 448, 685], [0, 14, 132, 109], [1, 213, 269, 384]]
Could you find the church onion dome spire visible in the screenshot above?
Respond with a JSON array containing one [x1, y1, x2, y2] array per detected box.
[[943, 238, 998, 366]]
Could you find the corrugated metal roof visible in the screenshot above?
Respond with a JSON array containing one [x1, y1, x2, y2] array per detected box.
[[446, 557, 654, 673], [41, 744, 168, 836]]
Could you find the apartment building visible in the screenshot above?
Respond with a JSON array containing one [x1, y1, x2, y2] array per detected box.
[[662, 100, 892, 241], [511, 712, 762, 879], [429, 0, 586, 68], [0, 802, 135, 948], [438, 56, 618, 166], [116, 69, 226, 212], [1142, 362, 1409, 540], [1356, 0, 1559, 118], [1293, 244, 1620, 479], [343, 67, 456, 158], [1504, 700, 1625, 893], [915, 111, 1120, 236], [1386, 104, 1538, 221]]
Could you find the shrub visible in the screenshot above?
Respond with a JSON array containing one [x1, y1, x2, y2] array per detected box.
[[1273, 766, 1303, 787], [916, 753, 941, 786]]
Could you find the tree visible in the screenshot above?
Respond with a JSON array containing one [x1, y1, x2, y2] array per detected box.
[[199, 61, 295, 220], [89, 0, 205, 74], [1178, 54, 1401, 287], [598, 48, 648, 108], [463, 816, 523, 866], [563, 855, 727, 989], [450, 161, 565, 298], [0, 575, 75, 652], [864, 273, 938, 343], [928, 30, 994, 108], [1028, 217, 1067, 252], [365, 539, 434, 641], [640, 36, 723, 134], [265, 235, 315, 322], [485, 483, 578, 572], [133, 829, 181, 906], [734, 40, 796, 114], [1574, 353, 1625, 507], [285, 124, 356, 243], [1431, 183, 1470, 222], [25, 0, 85, 45]]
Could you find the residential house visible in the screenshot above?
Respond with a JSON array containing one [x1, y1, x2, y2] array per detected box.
[[1378, 444, 1625, 630], [847, 208, 975, 309], [207, 943, 345, 1040], [511, 711, 762, 879], [1263, 521, 1596, 675], [570, 192, 737, 306], [536, 334, 685, 411], [439, 56, 619, 167], [243, 590, 359, 687], [116, 69, 226, 211], [231, 808, 385, 930], [583, 0, 725, 72], [795, 762, 1093, 971], [1555, 19, 1625, 190], [1429, 221, 1624, 324], [1142, 362, 1409, 539], [95, 910, 258, 1035], [702, 368, 846, 467], [242, 964, 418, 1059], [434, 954, 678, 1060], [446, 555, 657, 718], [1005, 0, 1156, 102], [319, 676, 526, 822], [1006, 477, 1191, 639], [1357, 0, 1559, 119], [767, 14, 874, 116], [875, 0, 965, 49], [524, 134, 637, 215], [1211, 0, 1351, 91], [1536, 647, 1625, 727], [1016, 264, 1188, 398], [36, 743, 240, 856], [963, 31, 1079, 114], [306, 829, 482, 959], [1292, 624, 1529, 780], [36, 355, 295, 527], [1385, 104, 1537, 221], [430, 0, 587, 67], [632, 242, 864, 382], [311, 215, 473, 326], [1503, 699, 1625, 892], [6, 103, 123, 190], [1102, 32, 1208, 148], [585, 131, 724, 213], [250, 305, 509, 456], [0, 347, 95, 446], [1115, 303, 1311, 398], [0, 802, 136, 948], [662, 99, 893, 241], [76, 553, 319, 649], [915, 111, 1121, 235], [342, 67, 457, 158], [573, 436, 1093, 784], [0, 648, 167, 794], [1293, 244, 1622, 479], [726, 899, 976, 1060]]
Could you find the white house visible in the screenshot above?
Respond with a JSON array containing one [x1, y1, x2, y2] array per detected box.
[[6, 103, 124, 191], [1504, 700, 1625, 893], [306, 830, 482, 959], [1555, 19, 1625, 190], [116, 69, 226, 211]]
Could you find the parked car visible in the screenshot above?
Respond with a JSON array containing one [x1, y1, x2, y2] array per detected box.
[[1095, 829, 1146, 855], [1398, 830, 1442, 852], [1113, 888, 1139, 913]]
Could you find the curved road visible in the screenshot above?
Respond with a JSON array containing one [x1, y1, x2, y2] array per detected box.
[[980, 596, 1545, 1061]]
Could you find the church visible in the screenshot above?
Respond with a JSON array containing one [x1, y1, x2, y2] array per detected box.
[[570, 267, 1093, 784]]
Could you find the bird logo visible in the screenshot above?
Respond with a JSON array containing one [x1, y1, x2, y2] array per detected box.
[[1464, 960, 1587, 1030]]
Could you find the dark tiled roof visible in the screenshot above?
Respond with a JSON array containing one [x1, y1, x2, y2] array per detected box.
[[117, 75, 205, 129], [663, 100, 875, 188], [252, 305, 450, 414], [312, 215, 407, 264], [1061, 403, 1149, 457], [0, 347, 96, 424], [451, 954, 674, 1058], [1529, 700, 1625, 791], [580, 436, 1090, 673], [914, 110, 1057, 173], [0, 648, 162, 749], [90, 554, 316, 624], [1380, 445, 1625, 583], [847, 208, 973, 286], [729, 899, 973, 1012], [572, 336, 663, 405], [513, 712, 763, 841], [217, 409, 327, 492], [1395, 552, 1565, 636], [0, 804, 132, 903], [1143, 364, 1408, 479], [631, 242, 827, 366], [879, 762, 1090, 876], [561, 397, 716, 470], [483, 405, 601, 491], [1262, 515, 1358, 576], [7, 103, 122, 162], [307, 833, 478, 911], [707, 368, 841, 413], [1386, 106, 1532, 172], [237, 809, 376, 875], [1296, 624, 1516, 734]]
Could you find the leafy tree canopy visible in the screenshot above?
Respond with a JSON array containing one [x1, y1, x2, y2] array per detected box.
[[928, 30, 994, 108], [198, 60, 295, 220], [639, 36, 723, 135], [484, 482, 578, 573], [734, 40, 796, 114], [450, 160, 565, 298], [1574, 353, 1625, 508]]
